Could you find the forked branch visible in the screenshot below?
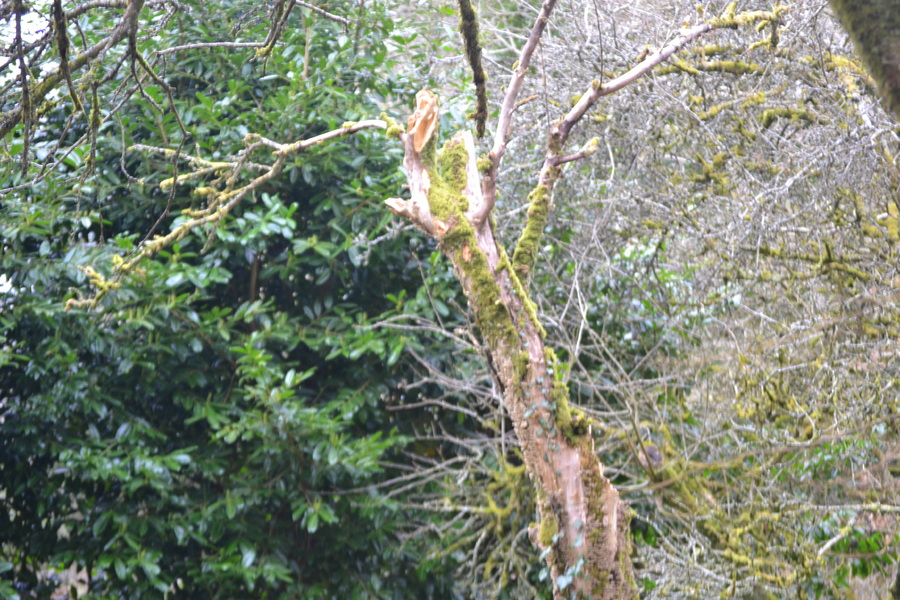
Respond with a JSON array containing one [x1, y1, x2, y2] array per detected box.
[[477, 0, 560, 224], [511, 5, 782, 284]]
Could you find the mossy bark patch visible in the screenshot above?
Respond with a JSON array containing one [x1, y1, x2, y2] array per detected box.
[[429, 134, 517, 350], [511, 184, 552, 285]]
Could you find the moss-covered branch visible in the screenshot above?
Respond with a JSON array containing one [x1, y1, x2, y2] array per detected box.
[[66, 120, 386, 309], [457, 0, 488, 138], [510, 183, 553, 287]]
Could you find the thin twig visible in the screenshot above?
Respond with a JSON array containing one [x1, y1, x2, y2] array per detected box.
[[295, 0, 349, 26], [155, 41, 268, 55], [478, 0, 559, 223]]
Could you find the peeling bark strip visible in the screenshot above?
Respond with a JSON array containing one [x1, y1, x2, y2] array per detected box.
[[385, 91, 637, 600]]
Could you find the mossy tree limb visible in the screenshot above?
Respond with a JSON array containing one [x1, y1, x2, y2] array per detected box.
[[387, 91, 637, 600], [383, 5, 794, 598], [456, 0, 488, 138]]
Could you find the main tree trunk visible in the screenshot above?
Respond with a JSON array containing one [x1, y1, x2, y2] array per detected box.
[[386, 90, 638, 600]]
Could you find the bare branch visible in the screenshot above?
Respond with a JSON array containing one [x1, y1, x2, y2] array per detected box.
[[513, 93, 539, 112], [553, 136, 600, 166], [492, 0, 559, 159], [481, 0, 559, 216], [154, 41, 269, 55], [559, 22, 713, 142], [268, 119, 386, 154], [295, 0, 350, 26], [67, 0, 128, 21]]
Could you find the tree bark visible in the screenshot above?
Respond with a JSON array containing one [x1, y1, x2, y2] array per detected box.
[[387, 89, 638, 600], [828, 0, 900, 116]]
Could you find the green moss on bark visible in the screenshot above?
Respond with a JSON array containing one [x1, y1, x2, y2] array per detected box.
[[511, 184, 551, 284], [543, 348, 590, 443], [381, 112, 404, 139], [759, 107, 815, 128], [538, 510, 559, 548], [428, 134, 517, 350], [457, 0, 488, 137], [498, 252, 546, 336]]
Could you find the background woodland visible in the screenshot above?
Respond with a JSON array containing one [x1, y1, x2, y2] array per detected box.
[[2, 0, 900, 598]]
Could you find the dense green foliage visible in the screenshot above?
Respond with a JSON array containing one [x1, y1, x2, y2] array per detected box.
[[0, 2, 473, 597]]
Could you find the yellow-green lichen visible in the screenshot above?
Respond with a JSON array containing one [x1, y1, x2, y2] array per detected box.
[[658, 59, 760, 77], [759, 107, 815, 129], [498, 252, 546, 336], [733, 120, 757, 142], [543, 347, 589, 443], [742, 91, 766, 109], [709, 2, 780, 29], [887, 201, 899, 243], [696, 100, 735, 120], [692, 44, 733, 57], [690, 152, 731, 193], [381, 112, 404, 140], [706, 60, 761, 74]]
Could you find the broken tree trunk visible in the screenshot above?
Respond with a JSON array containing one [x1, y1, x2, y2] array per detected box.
[[386, 89, 638, 600]]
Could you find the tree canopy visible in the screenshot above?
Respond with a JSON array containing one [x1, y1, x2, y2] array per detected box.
[[3, 0, 900, 599]]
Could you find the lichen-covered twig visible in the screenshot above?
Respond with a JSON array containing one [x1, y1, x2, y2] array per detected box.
[[66, 119, 386, 310]]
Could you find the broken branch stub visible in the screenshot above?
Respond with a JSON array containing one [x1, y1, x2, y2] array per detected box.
[[407, 88, 439, 153]]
